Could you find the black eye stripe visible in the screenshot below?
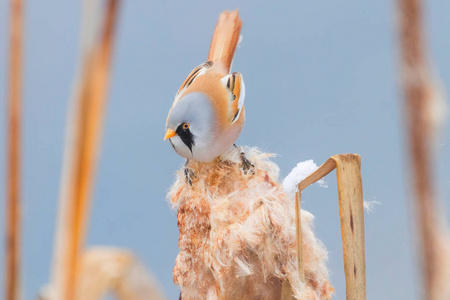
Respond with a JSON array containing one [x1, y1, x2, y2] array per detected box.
[[176, 123, 195, 154]]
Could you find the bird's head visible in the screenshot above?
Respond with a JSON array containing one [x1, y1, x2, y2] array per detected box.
[[165, 61, 244, 162], [165, 90, 219, 162]]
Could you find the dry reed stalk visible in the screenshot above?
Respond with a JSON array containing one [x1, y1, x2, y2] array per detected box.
[[332, 155, 366, 300], [398, 0, 450, 299], [5, 0, 23, 299], [49, 1, 120, 299], [75, 247, 166, 300], [295, 191, 305, 282], [289, 154, 366, 300]]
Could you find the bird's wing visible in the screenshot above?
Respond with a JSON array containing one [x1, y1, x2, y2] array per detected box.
[[172, 61, 213, 107], [221, 72, 245, 124]]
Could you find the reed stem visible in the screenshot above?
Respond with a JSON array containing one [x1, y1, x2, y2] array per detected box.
[[398, 0, 449, 298], [292, 155, 366, 300], [5, 0, 23, 299], [49, 1, 120, 299]]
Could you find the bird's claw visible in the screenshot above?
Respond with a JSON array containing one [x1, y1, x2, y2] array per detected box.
[[184, 167, 196, 186], [240, 151, 255, 175]]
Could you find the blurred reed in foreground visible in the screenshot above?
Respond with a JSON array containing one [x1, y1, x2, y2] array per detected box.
[[40, 0, 165, 299], [398, 0, 450, 299], [5, 0, 23, 300]]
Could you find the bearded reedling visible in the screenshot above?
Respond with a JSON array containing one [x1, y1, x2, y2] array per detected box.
[[164, 11, 253, 181]]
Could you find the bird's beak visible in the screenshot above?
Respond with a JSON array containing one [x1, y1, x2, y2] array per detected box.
[[164, 129, 177, 140]]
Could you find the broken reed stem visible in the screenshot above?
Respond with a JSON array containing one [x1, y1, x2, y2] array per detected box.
[[5, 0, 23, 299], [294, 155, 366, 300], [294, 192, 305, 282], [49, 1, 120, 299], [292, 157, 336, 295], [398, 0, 449, 299]]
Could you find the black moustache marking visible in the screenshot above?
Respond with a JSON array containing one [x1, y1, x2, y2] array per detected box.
[[176, 123, 195, 154]]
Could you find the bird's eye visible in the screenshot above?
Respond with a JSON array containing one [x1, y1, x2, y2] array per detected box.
[[182, 123, 190, 130]]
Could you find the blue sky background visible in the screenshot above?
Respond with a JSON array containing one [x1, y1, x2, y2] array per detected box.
[[1, 1, 449, 299]]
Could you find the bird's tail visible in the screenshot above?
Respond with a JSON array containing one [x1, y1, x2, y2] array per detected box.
[[208, 10, 242, 74]]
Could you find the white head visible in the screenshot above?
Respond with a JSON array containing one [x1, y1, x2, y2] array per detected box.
[[165, 92, 221, 162]]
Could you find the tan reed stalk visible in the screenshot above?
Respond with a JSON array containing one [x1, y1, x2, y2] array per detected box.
[[49, 1, 120, 299], [295, 191, 305, 282], [5, 0, 23, 299], [287, 154, 366, 300], [398, 0, 450, 299], [332, 155, 366, 300]]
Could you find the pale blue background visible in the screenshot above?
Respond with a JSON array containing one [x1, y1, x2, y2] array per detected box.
[[1, 1, 449, 299]]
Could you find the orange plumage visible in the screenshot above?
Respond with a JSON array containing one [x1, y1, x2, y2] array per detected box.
[[208, 10, 242, 73], [165, 11, 246, 162]]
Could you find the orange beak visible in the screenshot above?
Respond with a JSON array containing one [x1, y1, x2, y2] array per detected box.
[[164, 129, 177, 140]]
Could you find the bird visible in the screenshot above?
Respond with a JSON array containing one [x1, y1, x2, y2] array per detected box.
[[164, 11, 251, 170]]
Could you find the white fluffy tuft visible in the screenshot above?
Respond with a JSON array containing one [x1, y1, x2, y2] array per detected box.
[[282, 160, 327, 197], [363, 199, 380, 213]]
